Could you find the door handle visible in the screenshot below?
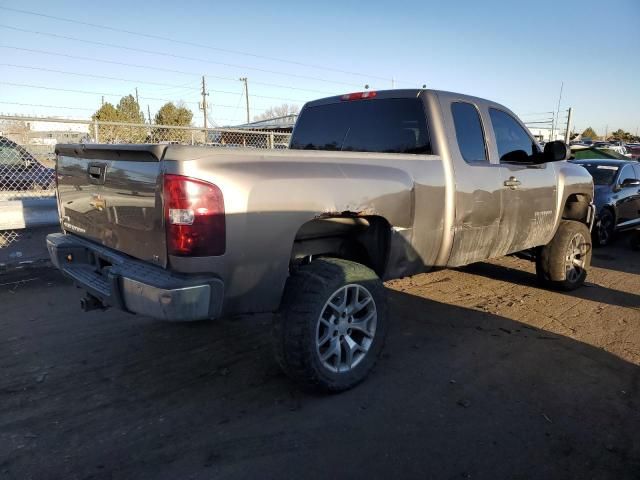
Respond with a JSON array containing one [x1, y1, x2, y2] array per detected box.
[[504, 176, 521, 189]]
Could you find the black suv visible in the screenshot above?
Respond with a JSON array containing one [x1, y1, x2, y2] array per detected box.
[[0, 136, 55, 191]]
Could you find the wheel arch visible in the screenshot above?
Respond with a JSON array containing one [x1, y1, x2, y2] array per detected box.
[[561, 193, 592, 223], [290, 214, 392, 278]]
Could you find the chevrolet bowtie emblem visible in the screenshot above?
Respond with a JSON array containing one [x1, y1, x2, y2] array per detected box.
[[89, 194, 106, 211]]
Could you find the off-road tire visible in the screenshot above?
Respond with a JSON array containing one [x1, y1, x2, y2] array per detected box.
[[536, 220, 592, 291], [273, 258, 388, 393]]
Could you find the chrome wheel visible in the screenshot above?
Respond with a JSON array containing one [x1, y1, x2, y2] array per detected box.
[[565, 232, 588, 283], [316, 284, 377, 373]]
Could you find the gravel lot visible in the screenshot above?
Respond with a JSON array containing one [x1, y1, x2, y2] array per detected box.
[[1, 238, 639, 479]]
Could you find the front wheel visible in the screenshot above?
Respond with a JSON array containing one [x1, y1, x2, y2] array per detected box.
[[273, 258, 388, 393], [593, 209, 615, 246], [536, 220, 592, 291]]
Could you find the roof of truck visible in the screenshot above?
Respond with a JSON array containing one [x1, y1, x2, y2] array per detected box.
[[303, 88, 501, 110]]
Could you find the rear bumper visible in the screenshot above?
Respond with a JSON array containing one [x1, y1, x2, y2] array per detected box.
[[46, 233, 224, 321]]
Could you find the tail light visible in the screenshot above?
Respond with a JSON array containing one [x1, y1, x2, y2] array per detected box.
[[163, 174, 225, 257], [341, 91, 377, 101]]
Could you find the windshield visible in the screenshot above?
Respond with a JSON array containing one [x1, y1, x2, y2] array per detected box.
[[290, 98, 431, 154], [580, 164, 619, 185]]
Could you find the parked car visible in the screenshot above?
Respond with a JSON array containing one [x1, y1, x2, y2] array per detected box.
[[625, 144, 640, 160], [0, 136, 55, 191], [571, 145, 628, 160], [571, 159, 640, 245], [47, 89, 595, 392]]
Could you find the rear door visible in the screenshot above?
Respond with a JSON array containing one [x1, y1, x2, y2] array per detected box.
[[616, 164, 640, 228], [445, 99, 504, 266], [56, 145, 168, 267], [488, 108, 557, 254]]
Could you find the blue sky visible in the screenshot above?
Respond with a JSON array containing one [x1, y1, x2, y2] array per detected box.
[[0, 0, 638, 134]]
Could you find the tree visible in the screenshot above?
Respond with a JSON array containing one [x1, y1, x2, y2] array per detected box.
[[609, 129, 632, 142], [116, 95, 145, 123], [116, 95, 146, 142], [91, 102, 120, 143], [253, 103, 300, 122], [153, 102, 194, 143], [88, 95, 145, 143], [581, 127, 598, 140]]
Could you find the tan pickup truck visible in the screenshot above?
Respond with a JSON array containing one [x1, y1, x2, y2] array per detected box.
[[47, 89, 594, 391]]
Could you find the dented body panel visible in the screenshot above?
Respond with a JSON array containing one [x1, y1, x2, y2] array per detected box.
[[51, 89, 594, 319], [161, 147, 446, 313]]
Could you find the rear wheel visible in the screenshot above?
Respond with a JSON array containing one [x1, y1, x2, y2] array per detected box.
[[273, 258, 388, 393], [536, 220, 592, 291]]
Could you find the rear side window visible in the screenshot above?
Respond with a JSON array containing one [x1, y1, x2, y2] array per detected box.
[[619, 165, 637, 183], [489, 108, 538, 163], [290, 98, 431, 154], [451, 102, 487, 163]]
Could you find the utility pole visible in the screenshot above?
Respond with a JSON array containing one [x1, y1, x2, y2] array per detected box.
[[239, 77, 249, 124], [552, 81, 563, 140], [605, 124, 608, 140], [135, 87, 140, 108], [200, 76, 209, 130], [147, 105, 152, 125], [101, 96, 104, 106], [391, 77, 395, 89], [564, 107, 572, 143]]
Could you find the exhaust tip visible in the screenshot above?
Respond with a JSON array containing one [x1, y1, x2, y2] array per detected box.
[[80, 294, 105, 312]]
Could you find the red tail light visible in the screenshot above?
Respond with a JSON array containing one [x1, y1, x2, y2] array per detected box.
[[341, 91, 377, 101], [163, 174, 225, 257]]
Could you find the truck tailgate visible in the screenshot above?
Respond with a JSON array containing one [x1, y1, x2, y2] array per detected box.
[[55, 144, 168, 267]]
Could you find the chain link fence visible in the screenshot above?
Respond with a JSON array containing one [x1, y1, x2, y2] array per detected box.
[[0, 114, 292, 253]]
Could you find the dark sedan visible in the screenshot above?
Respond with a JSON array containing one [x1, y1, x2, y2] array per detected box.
[[572, 159, 640, 245], [0, 136, 55, 191]]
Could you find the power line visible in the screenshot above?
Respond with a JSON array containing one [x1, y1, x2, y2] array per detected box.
[[0, 5, 411, 85], [0, 45, 338, 96], [0, 24, 366, 88], [0, 101, 94, 111], [0, 102, 244, 123], [519, 111, 555, 116], [0, 81, 282, 110], [0, 65, 309, 103]]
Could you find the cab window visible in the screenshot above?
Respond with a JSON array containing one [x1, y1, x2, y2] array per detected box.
[[451, 102, 487, 163], [489, 108, 538, 164], [290, 98, 431, 154]]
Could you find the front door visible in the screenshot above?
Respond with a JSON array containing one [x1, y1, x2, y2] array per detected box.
[[488, 108, 557, 255]]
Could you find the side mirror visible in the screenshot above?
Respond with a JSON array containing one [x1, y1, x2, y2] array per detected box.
[[620, 178, 640, 188], [543, 140, 570, 162]]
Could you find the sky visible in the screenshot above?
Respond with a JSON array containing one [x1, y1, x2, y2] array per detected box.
[[0, 0, 638, 134]]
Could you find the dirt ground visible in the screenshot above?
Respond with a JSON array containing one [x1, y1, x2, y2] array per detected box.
[[1, 237, 639, 480]]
